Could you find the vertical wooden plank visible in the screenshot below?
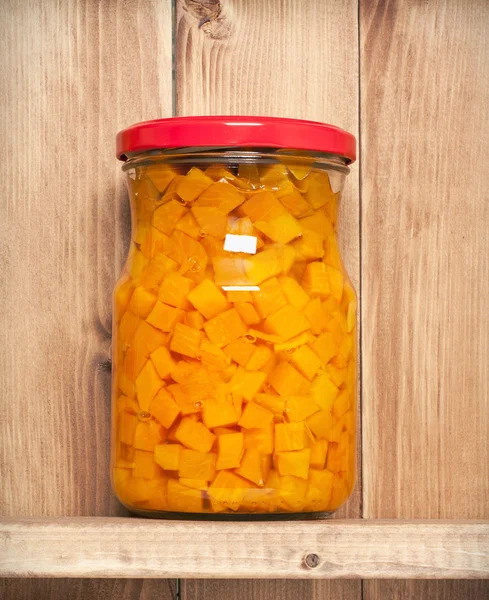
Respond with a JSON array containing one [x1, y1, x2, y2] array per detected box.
[[364, 581, 489, 600], [176, 0, 360, 598], [361, 0, 489, 597], [0, 0, 172, 516], [0, 579, 176, 600]]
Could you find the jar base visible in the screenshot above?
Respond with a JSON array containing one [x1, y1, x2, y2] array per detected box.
[[125, 508, 335, 521]]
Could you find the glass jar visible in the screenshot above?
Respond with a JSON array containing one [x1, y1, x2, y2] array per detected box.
[[112, 117, 357, 518]]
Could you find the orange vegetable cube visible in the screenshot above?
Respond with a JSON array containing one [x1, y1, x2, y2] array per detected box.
[[275, 422, 305, 451], [191, 206, 228, 237], [255, 211, 302, 244], [194, 181, 244, 213], [309, 439, 329, 469], [279, 189, 312, 217], [150, 347, 176, 380], [223, 339, 255, 366], [292, 232, 325, 263], [323, 234, 343, 270], [303, 298, 328, 335], [115, 279, 135, 318], [202, 397, 239, 429], [264, 304, 310, 340], [269, 361, 310, 396], [133, 449, 161, 479], [116, 394, 139, 416], [305, 468, 334, 510], [179, 478, 208, 490], [158, 274, 194, 309], [133, 419, 164, 451], [203, 308, 246, 347], [140, 226, 170, 259], [310, 332, 337, 364], [174, 210, 201, 238], [332, 390, 351, 419], [245, 245, 296, 284], [325, 265, 344, 302], [311, 373, 339, 412], [118, 412, 138, 446], [175, 167, 214, 202], [129, 248, 149, 279], [300, 210, 334, 238], [150, 388, 181, 428], [170, 323, 203, 359], [277, 475, 308, 511], [165, 230, 208, 278], [175, 416, 216, 453], [216, 432, 244, 470], [304, 171, 335, 209], [306, 410, 334, 441], [229, 368, 267, 401], [178, 449, 217, 481], [237, 401, 274, 430], [243, 424, 274, 454], [135, 360, 163, 411], [251, 277, 287, 318], [275, 448, 311, 480], [200, 340, 230, 371], [273, 330, 314, 352], [327, 474, 349, 511], [212, 256, 253, 286], [327, 432, 350, 473], [278, 276, 310, 310], [167, 383, 200, 416], [284, 395, 320, 422], [290, 345, 322, 381], [325, 364, 347, 387], [128, 286, 157, 319], [167, 479, 203, 512], [226, 288, 253, 303], [235, 448, 266, 486], [246, 345, 272, 371], [208, 471, 249, 512], [187, 278, 230, 319], [254, 393, 286, 415], [118, 371, 136, 400], [147, 165, 179, 193], [146, 301, 184, 332], [234, 302, 261, 325], [119, 311, 142, 347], [154, 443, 182, 471], [259, 164, 295, 197], [239, 190, 284, 221], [184, 310, 205, 330], [302, 262, 331, 297], [153, 200, 188, 235], [140, 254, 179, 290]]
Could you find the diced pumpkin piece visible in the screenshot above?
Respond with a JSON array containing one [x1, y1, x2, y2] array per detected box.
[[310, 332, 337, 364], [133, 419, 164, 451], [305, 468, 334, 510], [238, 401, 274, 430], [179, 478, 208, 490], [147, 165, 179, 192], [269, 361, 310, 396], [128, 286, 157, 319], [292, 230, 325, 260], [208, 471, 249, 512], [187, 278, 230, 319], [135, 360, 163, 411], [325, 364, 347, 387], [175, 416, 216, 453], [202, 397, 239, 429], [116, 394, 139, 416], [234, 302, 261, 326], [325, 265, 344, 302], [170, 323, 203, 359], [194, 181, 244, 213], [275, 448, 311, 480], [115, 279, 134, 318], [224, 339, 256, 366], [153, 200, 187, 235], [129, 248, 149, 279], [154, 443, 182, 471], [167, 478, 203, 512], [212, 256, 253, 286], [255, 211, 302, 244], [290, 345, 322, 381], [259, 164, 295, 197], [158, 274, 194, 309], [191, 206, 228, 237], [146, 301, 184, 332], [327, 474, 349, 511], [302, 262, 331, 297], [247, 329, 284, 344], [254, 393, 286, 415], [251, 277, 287, 318], [287, 163, 311, 181], [200, 339, 230, 371], [304, 171, 335, 209], [311, 373, 339, 412], [184, 310, 205, 330], [167, 383, 200, 415], [165, 230, 208, 279], [204, 308, 246, 347], [306, 410, 334, 441], [119, 311, 142, 347], [273, 330, 314, 352], [309, 439, 329, 469], [327, 431, 350, 473], [332, 390, 351, 419], [243, 424, 274, 454], [140, 254, 179, 290], [300, 210, 334, 238], [275, 422, 305, 451], [118, 412, 138, 446], [150, 347, 176, 380], [235, 448, 266, 486], [116, 476, 153, 505], [246, 346, 272, 371], [277, 474, 308, 511], [175, 167, 214, 202], [226, 288, 253, 303], [230, 368, 267, 401], [216, 432, 244, 470], [284, 395, 320, 422], [133, 449, 161, 479], [245, 245, 296, 284], [140, 226, 169, 259], [174, 210, 201, 238], [239, 190, 284, 222], [303, 298, 328, 335], [179, 449, 217, 481], [150, 388, 181, 428], [118, 371, 137, 400], [323, 234, 343, 269], [279, 189, 313, 217], [278, 276, 310, 310], [264, 304, 310, 340]]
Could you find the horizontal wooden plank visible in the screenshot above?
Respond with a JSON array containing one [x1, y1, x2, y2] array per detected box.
[[1, 518, 487, 580]]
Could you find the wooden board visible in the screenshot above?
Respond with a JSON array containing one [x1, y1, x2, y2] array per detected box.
[[0, 579, 176, 600], [364, 581, 489, 600], [1, 518, 488, 579], [0, 0, 172, 518]]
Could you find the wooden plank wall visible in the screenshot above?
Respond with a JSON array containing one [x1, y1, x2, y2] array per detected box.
[[1, 0, 488, 599]]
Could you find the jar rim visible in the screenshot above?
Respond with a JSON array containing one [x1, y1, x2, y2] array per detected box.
[[116, 116, 356, 164]]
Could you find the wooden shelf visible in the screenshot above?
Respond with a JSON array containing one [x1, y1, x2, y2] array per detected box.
[[1, 518, 488, 580]]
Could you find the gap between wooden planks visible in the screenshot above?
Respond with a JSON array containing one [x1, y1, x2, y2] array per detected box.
[[1, 517, 488, 579]]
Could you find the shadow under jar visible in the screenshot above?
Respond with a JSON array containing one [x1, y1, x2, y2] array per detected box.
[[112, 117, 357, 519]]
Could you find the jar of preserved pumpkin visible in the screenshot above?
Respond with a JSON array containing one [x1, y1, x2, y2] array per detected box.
[[112, 117, 357, 518]]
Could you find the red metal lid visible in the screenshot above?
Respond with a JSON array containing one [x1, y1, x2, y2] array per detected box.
[[116, 116, 356, 164]]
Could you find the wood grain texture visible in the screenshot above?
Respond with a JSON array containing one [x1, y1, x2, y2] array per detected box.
[[0, 0, 172, 517], [0, 579, 176, 600], [364, 581, 489, 600], [361, 0, 489, 520], [1, 518, 488, 579]]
